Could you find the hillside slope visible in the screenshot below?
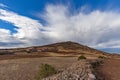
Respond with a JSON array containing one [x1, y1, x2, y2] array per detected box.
[[38, 41, 107, 55], [0, 41, 110, 58]]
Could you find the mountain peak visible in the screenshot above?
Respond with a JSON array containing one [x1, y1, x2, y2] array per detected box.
[[39, 41, 107, 55], [0, 41, 109, 58]]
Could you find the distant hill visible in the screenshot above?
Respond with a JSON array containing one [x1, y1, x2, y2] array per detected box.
[[0, 41, 111, 58], [37, 41, 107, 54]]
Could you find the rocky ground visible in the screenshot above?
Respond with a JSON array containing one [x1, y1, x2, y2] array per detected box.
[[41, 58, 120, 80], [0, 55, 120, 80], [42, 60, 96, 80]]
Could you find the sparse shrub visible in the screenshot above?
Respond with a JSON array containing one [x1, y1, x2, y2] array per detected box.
[[78, 55, 86, 60], [35, 64, 57, 80], [98, 56, 105, 59]]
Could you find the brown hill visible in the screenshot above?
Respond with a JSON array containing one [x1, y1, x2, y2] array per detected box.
[[35, 41, 107, 55], [0, 41, 112, 58]]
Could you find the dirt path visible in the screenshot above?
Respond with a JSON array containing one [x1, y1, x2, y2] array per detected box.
[[96, 59, 120, 80]]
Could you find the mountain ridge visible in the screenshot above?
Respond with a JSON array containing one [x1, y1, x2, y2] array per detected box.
[[0, 41, 110, 57]]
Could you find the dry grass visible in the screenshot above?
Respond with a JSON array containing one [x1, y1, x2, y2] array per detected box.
[[0, 57, 77, 80]]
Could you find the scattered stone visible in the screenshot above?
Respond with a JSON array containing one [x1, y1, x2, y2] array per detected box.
[[42, 60, 96, 80]]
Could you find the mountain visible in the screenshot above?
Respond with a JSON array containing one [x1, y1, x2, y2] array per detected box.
[[36, 41, 107, 55], [0, 41, 111, 58], [3, 41, 120, 59]]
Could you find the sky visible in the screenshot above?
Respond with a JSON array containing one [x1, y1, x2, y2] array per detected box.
[[1, 0, 120, 52]]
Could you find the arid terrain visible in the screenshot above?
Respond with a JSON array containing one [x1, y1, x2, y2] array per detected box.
[[0, 41, 120, 80], [96, 59, 120, 80], [0, 57, 77, 80]]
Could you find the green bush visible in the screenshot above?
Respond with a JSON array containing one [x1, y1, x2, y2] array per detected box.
[[35, 64, 57, 80], [78, 55, 86, 60], [98, 56, 105, 59]]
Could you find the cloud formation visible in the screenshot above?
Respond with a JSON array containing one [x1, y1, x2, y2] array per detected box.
[[0, 9, 45, 48], [1, 4, 120, 48], [41, 5, 120, 48]]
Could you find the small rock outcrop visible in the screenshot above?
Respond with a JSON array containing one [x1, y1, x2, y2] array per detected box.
[[42, 60, 96, 80]]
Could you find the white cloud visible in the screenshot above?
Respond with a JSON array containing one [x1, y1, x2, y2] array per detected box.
[[1, 4, 120, 48], [0, 9, 42, 38], [0, 29, 20, 43], [0, 28, 12, 42], [40, 4, 120, 48], [0, 28, 24, 48], [0, 9, 46, 48]]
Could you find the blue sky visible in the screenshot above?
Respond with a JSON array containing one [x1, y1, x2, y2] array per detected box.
[[0, 0, 120, 53], [0, 0, 119, 33], [1, 0, 119, 21]]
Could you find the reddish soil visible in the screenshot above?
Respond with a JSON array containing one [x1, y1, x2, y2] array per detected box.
[[96, 59, 120, 80]]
